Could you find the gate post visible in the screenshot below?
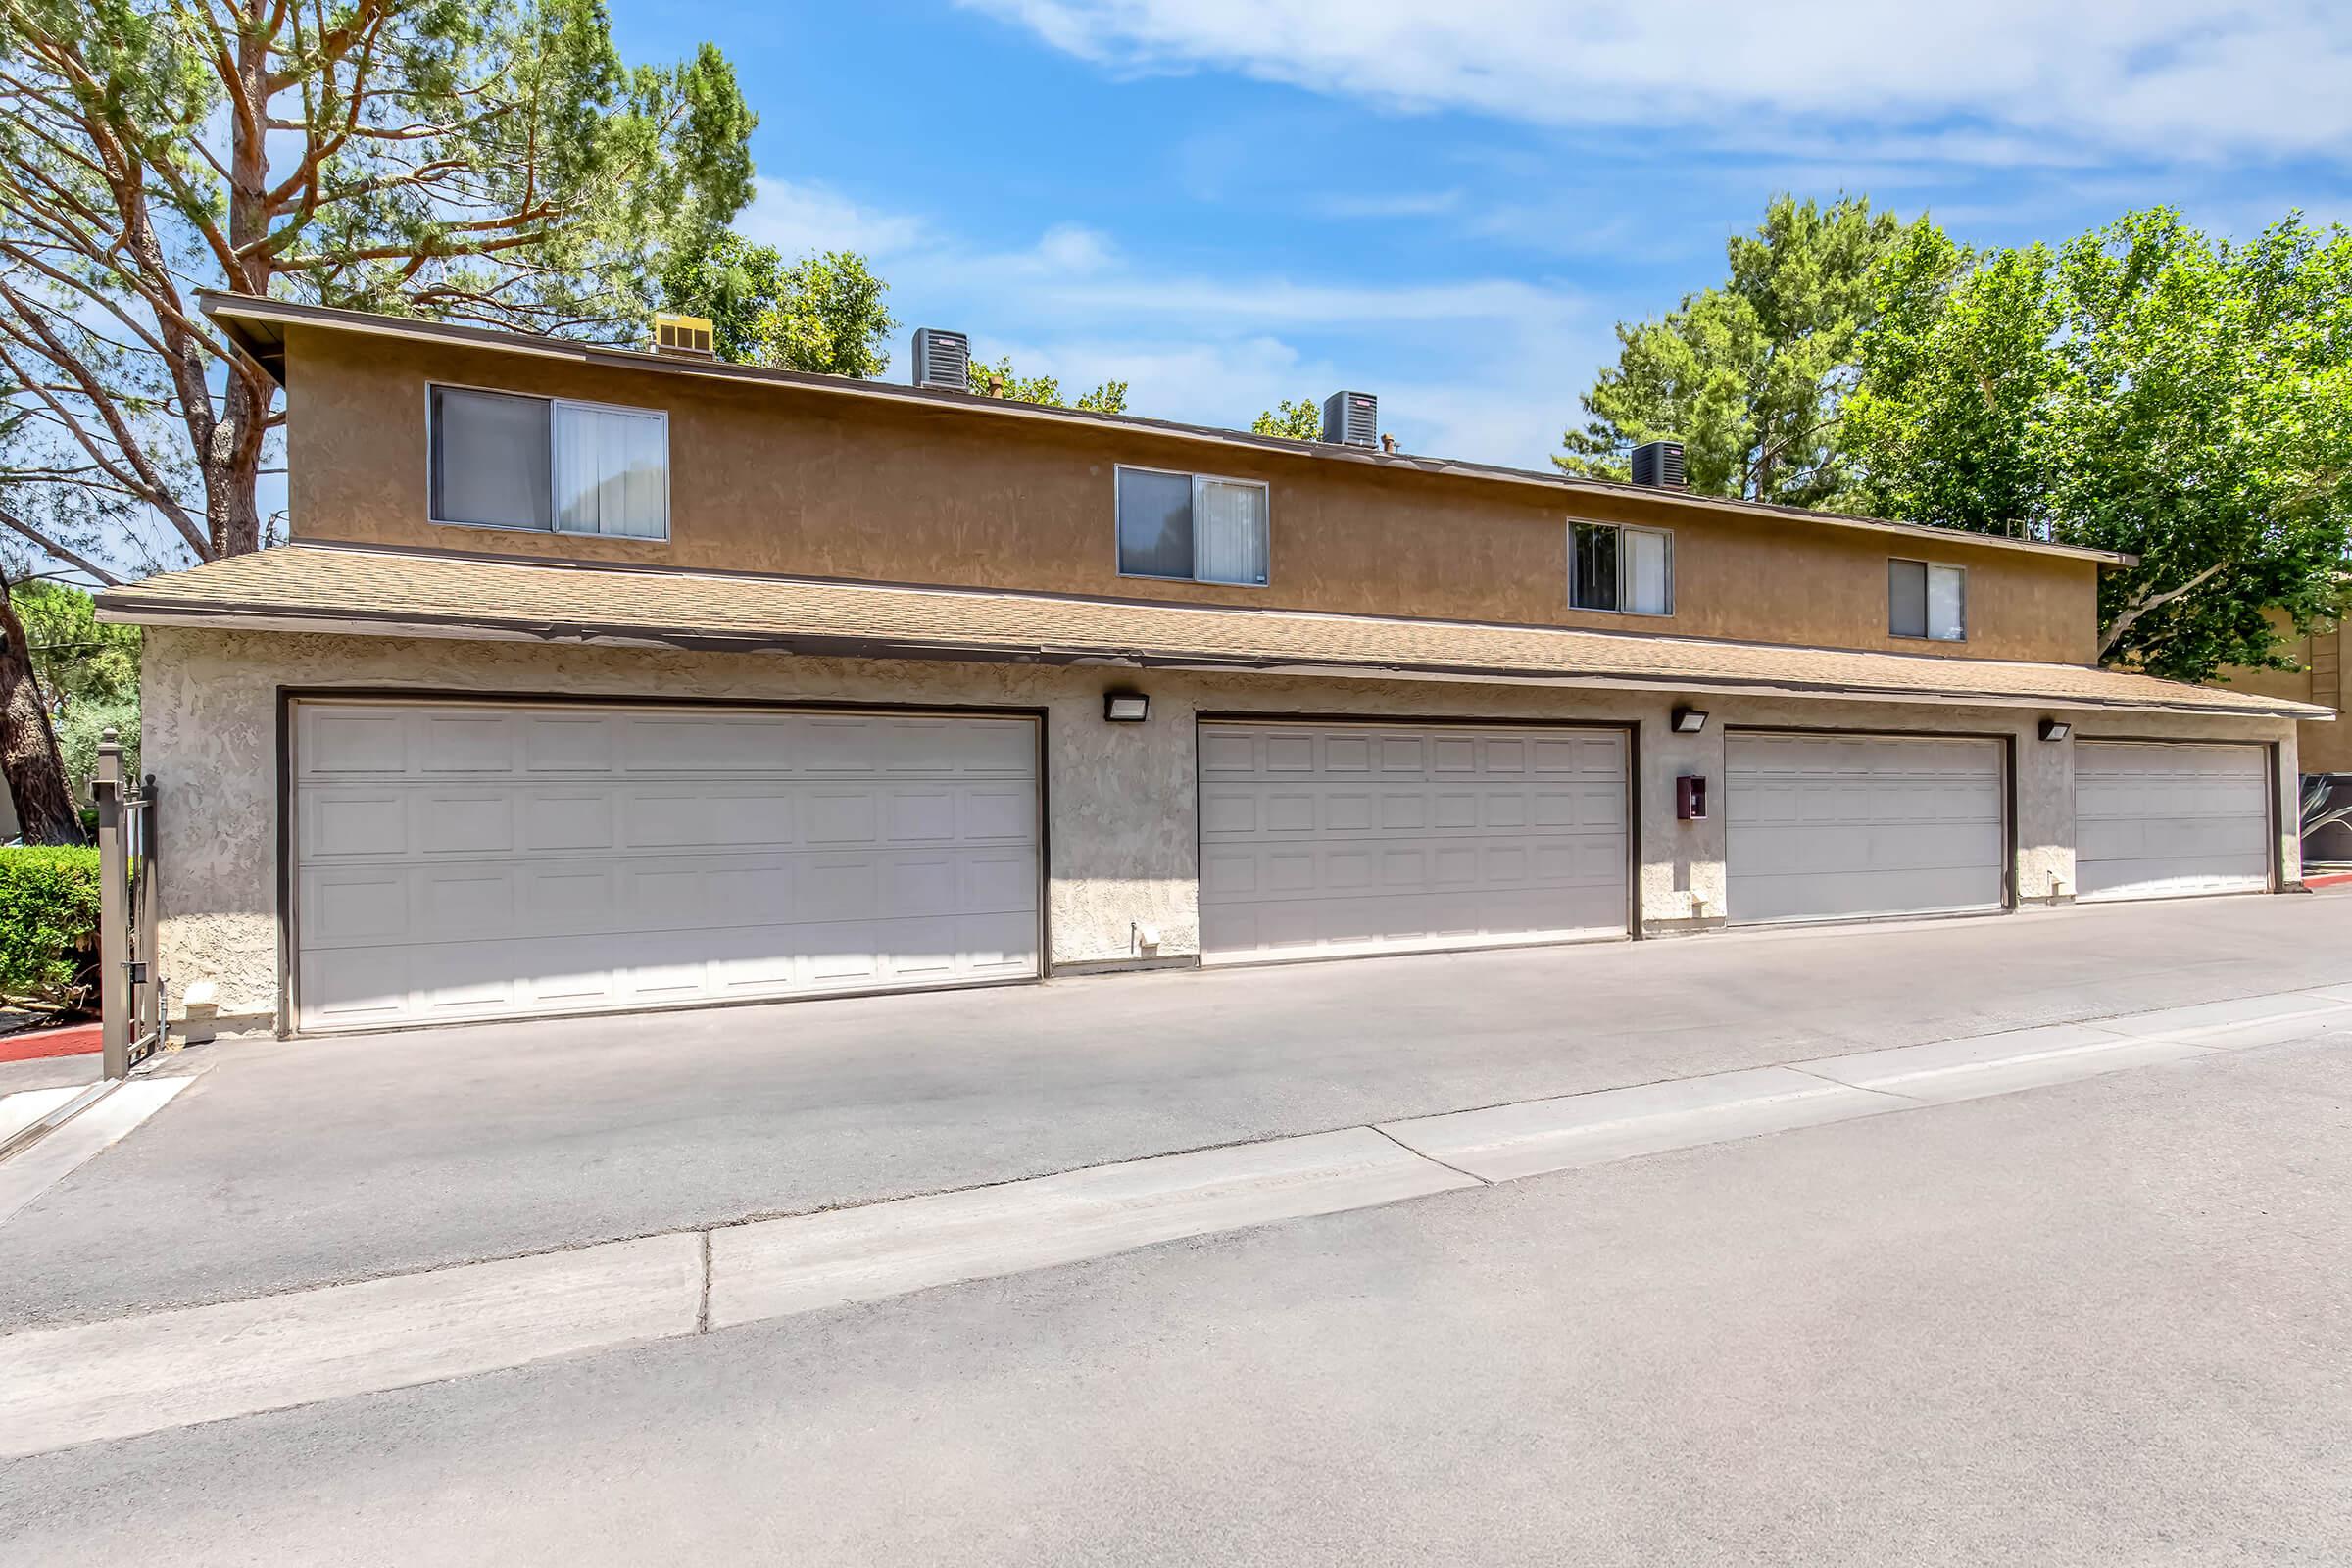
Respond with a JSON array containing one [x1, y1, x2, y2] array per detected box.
[[94, 729, 130, 1080]]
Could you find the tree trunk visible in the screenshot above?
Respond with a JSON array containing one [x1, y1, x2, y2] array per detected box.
[[0, 577, 82, 845]]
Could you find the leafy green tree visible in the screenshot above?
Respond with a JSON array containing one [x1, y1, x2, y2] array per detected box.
[[661, 235, 898, 375], [966, 354, 1128, 414], [757, 252, 896, 378], [660, 230, 788, 364], [1846, 209, 2352, 681], [0, 575, 138, 841], [0, 0, 756, 580], [1252, 399, 1323, 440], [11, 579, 138, 709], [1559, 194, 1918, 507]]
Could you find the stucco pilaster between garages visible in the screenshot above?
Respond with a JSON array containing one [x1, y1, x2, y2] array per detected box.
[[138, 627, 2299, 1034]]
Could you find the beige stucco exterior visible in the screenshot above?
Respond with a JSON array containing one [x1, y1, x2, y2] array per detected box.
[[143, 626, 2299, 1036], [280, 323, 2103, 665], [2224, 621, 2350, 774]]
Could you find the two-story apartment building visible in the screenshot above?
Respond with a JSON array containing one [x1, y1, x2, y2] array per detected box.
[[96, 294, 2326, 1038]]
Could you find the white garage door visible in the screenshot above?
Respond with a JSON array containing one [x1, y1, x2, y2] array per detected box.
[[1727, 733, 2005, 924], [1198, 722, 1629, 964], [2075, 741, 2269, 902], [291, 700, 1040, 1031]]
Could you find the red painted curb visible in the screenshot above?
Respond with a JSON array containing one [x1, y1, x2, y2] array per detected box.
[[0, 1021, 102, 1064], [2304, 872, 2352, 890]]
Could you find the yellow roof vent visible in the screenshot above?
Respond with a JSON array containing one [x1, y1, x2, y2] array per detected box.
[[653, 314, 715, 360]]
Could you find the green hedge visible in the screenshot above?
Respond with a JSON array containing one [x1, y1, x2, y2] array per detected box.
[[0, 846, 102, 1006]]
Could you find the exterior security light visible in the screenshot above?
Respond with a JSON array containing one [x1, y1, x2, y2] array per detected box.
[[1670, 707, 1708, 734], [2039, 718, 2072, 742], [1103, 692, 1150, 723]]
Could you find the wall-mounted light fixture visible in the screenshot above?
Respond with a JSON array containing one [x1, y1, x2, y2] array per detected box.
[[1103, 691, 1150, 723], [2038, 717, 2072, 742], [1670, 707, 1708, 734]]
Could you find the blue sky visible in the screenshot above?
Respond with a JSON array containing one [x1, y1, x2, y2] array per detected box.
[[618, 0, 2351, 470]]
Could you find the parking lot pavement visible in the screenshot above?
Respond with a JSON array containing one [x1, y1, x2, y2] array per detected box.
[[5, 1024, 2346, 1566], [1, 892, 2348, 1329]]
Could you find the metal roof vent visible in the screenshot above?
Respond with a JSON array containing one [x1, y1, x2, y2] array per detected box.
[[1630, 439, 1687, 488], [652, 314, 715, 359], [911, 327, 970, 392], [1321, 390, 1378, 448]]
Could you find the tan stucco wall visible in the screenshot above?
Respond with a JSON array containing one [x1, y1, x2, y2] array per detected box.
[[282, 325, 2101, 664], [143, 626, 2296, 1035], [2218, 621, 2347, 773]]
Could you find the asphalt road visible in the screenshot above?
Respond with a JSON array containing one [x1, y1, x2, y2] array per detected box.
[[6, 1023, 2346, 1565], [8, 892, 2352, 1328]]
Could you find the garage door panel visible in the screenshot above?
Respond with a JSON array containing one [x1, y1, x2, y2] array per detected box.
[[521, 714, 612, 772], [2075, 742, 2268, 901], [1727, 733, 2004, 924], [293, 701, 1041, 1030], [302, 706, 410, 774], [1730, 863, 2002, 926], [301, 789, 414, 858], [1200, 722, 1629, 964], [520, 865, 616, 932], [304, 868, 412, 943], [523, 793, 616, 853], [419, 710, 514, 772]]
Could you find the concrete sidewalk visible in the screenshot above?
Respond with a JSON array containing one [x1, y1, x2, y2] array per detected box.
[[2, 893, 2348, 1328]]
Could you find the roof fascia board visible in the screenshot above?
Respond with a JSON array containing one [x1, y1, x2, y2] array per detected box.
[[199, 291, 2133, 569]]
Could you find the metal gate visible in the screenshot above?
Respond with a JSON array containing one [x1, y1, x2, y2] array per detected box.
[[93, 730, 164, 1077]]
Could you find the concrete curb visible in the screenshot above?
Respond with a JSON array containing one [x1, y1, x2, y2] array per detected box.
[[4, 984, 2345, 1459]]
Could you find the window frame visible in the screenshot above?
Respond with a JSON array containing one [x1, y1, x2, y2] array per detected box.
[[1888, 557, 1968, 642], [425, 380, 672, 541], [1566, 519, 1675, 617], [1112, 463, 1272, 588]]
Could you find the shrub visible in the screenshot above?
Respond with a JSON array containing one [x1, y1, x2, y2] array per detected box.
[[0, 846, 102, 1007]]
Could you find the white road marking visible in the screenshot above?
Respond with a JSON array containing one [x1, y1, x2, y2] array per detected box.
[[0, 1077, 193, 1227], [709, 1127, 1477, 1330], [1788, 1023, 2223, 1104], [2088, 991, 2352, 1047], [1376, 1066, 1898, 1182], [0, 1234, 703, 1459]]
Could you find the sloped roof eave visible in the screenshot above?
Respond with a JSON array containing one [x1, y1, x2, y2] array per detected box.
[[95, 545, 2326, 723]]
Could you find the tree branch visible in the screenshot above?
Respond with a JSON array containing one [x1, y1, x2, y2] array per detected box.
[[2099, 560, 2230, 659], [0, 504, 122, 586]]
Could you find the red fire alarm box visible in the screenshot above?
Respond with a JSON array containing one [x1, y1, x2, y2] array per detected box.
[[1677, 774, 1708, 821]]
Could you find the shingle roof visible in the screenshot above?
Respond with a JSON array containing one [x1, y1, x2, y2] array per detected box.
[[96, 544, 2322, 719]]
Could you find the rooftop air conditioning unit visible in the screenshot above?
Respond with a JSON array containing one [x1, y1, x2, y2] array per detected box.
[[1630, 439, 1687, 488], [652, 314, 715, 360], [911, 327, 970, 392], [1321, 390, 1378, 449]]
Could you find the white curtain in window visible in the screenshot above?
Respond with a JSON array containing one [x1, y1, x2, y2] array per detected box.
[[554, 403, 668, 538], [1192, 478, 1268, 586], [1624, 528, 1671, 614], [1928, 564, 1965, 640]]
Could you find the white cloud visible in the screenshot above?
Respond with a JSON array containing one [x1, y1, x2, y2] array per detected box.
[[957, 0, 2352, 161], [738, 177, 931, 258], [1313, 189, 1464, 219], [729, 178, 1595, 467]]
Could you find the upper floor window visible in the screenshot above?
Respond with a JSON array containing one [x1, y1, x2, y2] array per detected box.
[[429, 385, 668, 540], [1569, 520, 1672, 615], [1889, 559, 1966, 641], [1116, 466, 1268, 586]]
